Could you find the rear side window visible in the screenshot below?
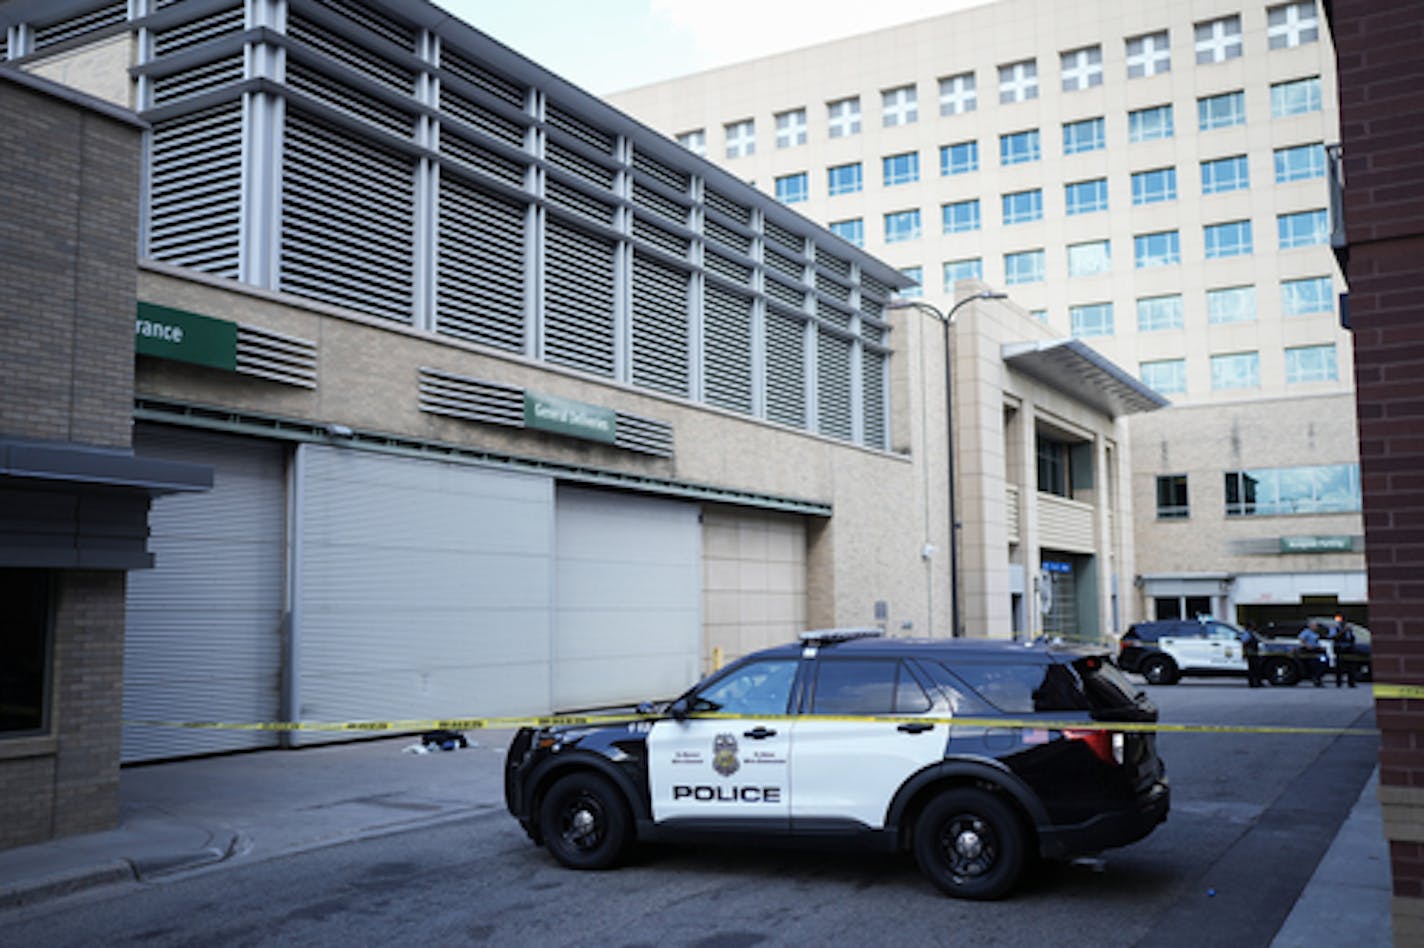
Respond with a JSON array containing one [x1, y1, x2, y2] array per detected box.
[[1073, 657, 1142, 710], [810, 659, 931, 714], [942, 662, 1090, 713]]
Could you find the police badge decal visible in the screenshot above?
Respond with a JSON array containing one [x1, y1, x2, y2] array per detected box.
[[712, 733, 740, 777]]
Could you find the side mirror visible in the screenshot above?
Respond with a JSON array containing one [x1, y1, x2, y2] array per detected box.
[[635, 701, 657, 715], [669, 697, 690, 721]]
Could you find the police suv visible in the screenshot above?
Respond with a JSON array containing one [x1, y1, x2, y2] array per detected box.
[[504, 630, 1169, 900]]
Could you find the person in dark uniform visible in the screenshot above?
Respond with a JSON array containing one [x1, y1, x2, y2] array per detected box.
[[1331, 618, 1359, 688], [1242, 626, 1264, 688], [1298, 621, 1327, 687]]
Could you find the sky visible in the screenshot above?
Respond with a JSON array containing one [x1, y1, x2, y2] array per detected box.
[[438, 1, 989, 95]]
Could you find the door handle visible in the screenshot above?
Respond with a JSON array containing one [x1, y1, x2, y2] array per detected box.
[[743, 726, 777, 740], [897, 722, 935, 734]]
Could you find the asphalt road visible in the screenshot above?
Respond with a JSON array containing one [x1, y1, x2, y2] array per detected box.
[[0, 681, 1376, 948]]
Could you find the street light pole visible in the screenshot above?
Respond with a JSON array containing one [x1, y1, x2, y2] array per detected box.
[[889, 290, 1007, 638]]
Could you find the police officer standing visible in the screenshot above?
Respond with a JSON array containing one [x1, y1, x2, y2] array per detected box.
[[1332, 617, 1359, 688], [1299, 621, 1327, 687]]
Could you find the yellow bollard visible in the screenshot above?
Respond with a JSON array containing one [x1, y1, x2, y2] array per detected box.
[[711, 645, 724, 671]]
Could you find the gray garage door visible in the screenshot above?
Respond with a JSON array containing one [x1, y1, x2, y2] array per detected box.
[[123, 426, 287, 762]]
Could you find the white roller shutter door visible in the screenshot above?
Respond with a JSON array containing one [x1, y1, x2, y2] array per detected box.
[[292, 445, 554, 744], [553, 487, 701, 709], [123, 426, 286, 762]]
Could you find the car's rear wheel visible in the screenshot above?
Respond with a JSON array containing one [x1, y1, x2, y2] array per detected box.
[[539, 772, 631, 870], [1265, 657, 1299, 687], [1141, 654, 1179, 685], [914, 788, 1026, 900]]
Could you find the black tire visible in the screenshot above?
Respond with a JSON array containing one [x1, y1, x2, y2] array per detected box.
[[538, 772, 632, 870], [1264, 657, 1300, 687], [914, 788, 1027, 900], [1141, 655, 1179, 686]]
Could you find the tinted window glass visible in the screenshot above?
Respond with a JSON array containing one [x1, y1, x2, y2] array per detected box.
[[695, 659, 798, 716], [945, 662, 1089, 713], [811, 660, 929, 714], [1074, 658, 1141, 710], [917, 661, 996, 714]]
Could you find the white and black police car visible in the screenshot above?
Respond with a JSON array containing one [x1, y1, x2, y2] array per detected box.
[[504, 629, 1169, 899]]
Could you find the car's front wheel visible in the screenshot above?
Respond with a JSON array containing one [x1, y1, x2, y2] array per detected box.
[[1141, 654, 1179, 685], [914, 788, 1027, 900], [1265, 657, 1300, 687], [539, 772, 631, 870]]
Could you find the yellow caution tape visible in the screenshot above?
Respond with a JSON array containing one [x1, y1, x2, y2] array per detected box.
[[1372, 683, 1424, 700], [124, 710, 1379, 737]]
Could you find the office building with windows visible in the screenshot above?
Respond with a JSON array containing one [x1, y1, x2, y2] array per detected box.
[[612, 0, 1361, 629]]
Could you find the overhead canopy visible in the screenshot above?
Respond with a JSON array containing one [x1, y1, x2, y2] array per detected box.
[[1002, 339, 1168, 417]]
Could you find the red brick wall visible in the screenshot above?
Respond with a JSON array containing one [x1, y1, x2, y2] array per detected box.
[[1333, 0, 1424, 917]]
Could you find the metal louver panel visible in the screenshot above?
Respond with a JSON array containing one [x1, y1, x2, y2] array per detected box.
[[765, 278, 804, 310], [152, 5, 245, 56], [150, 56, 244, 106], [442, 89, 526, 147], [546, 103, 614, 154], [437, 174, 526, 351], [417, 367, 524, 427], [815, 246, 851, 278], [863, 350, 888, 449], [443, 50, 526, 109], [442, 128, 525, 187], [544, 219, 616, 377], [286, 62, 412, 138], [631, 149, 689, 193], [632, 216, 689, 259], [547, 140, 615, 190], [236, 324, 318, 388], [860, 296, 886, 319], [287, 12, 414, 94], [766, 310, 807, 428], [706, 252, 752, 285], [613, 412, 675, 458], [820, 303, 853, 330], [703, 285, 753, 413], [33, 1, 127, 50], [862, 274, 892, 300], [632, 182, 687, 226], [764, 219, 803, 255], [705, 217, 751, 254], [705, 189, 750, 225], [281, 113, 415, 322], [630, 254, 690, 397], [312, 0, 415, 49], [817, 272, 852, 303], [765, 248, 804, 282], [817, 331, 854, 441], [148, 103, 243, 277], [546, 179, 616, 226]]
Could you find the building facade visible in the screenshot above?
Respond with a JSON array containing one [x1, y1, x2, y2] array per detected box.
[[609, 0, 1364, 630]]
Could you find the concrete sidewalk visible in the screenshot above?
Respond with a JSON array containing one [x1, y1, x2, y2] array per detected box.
[[0, 731, 1395, 946]]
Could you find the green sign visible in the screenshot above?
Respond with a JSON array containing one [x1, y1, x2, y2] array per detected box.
[[1280, 535, 1353, 554], [523, 391, 617, 445], [135, 302, 237, 371]]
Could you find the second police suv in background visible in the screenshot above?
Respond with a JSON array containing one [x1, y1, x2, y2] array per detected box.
[[505, 629, 1169, 900], [1117, 617, 1371, 686]]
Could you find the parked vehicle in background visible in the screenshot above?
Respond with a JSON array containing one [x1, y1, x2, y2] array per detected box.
[[1117, 618, 1307, 686], [1257, 619, 1373, 683]]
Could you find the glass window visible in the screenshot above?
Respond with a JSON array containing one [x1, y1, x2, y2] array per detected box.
[[939, 72, 977, 115], [1129, 105, 1174, 143], [1132, 167, 1177, 205], [811, 660, 930, 714], [944, 662, 1088, 714], [694, 658, 799, 716], [1202, 155, 1250, 194], [1138, 294, 1184, 331], [1207, 285, 1257, 323], [1061, 45, 1103, 91], [1286, 344, 1338, 383], [774, 172, 808, 205], [884, 209, 922, 243], [725, 119, 755, 158], [1071, 302, 1114, 337], [943, 198, 981, 233], [882, 85, 918, 126], [1211, 351, 1260, 390], [1196, 15, 1243, 64], [1157, 475, 1189, 519], [1030, 309, 1048, 322], [1126, 30, 1170, 78], [943, 257, 983, 293], [827, 96, 861, 138], [941, 140, 979, 175], [1004, 248, 1046, 285], [1000, 129, 1041, 165], [1279, 209, 1329, 248], [1272, 77, 1323, 117], [1134, 230, 1181, 268], [1063, 117, 1105, 155], [775, 108, 807, 148], [1068, 240, 1111, 276], [1141, 358, 1187, 394], [1205, 220, 1253, 258], [1065, 178, 1108, 215], [883, 151, 920, 186], [1275, 143, 1326, 183], [1198, 90, 1246, 130], [1, 570, 50, 734], [1282, 276, 1332, 315], [830, 218, 864, 247], [676, 129, 706, 156], [1037, 435, 1072, 496], [1002, 189, 1043, 225], [1224, 464, 1361, 516], [1268, 1, 1320, 49], [827, 161, 863, 196], [999, 59, 1038, 103], [899, 266, 923, 299]]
